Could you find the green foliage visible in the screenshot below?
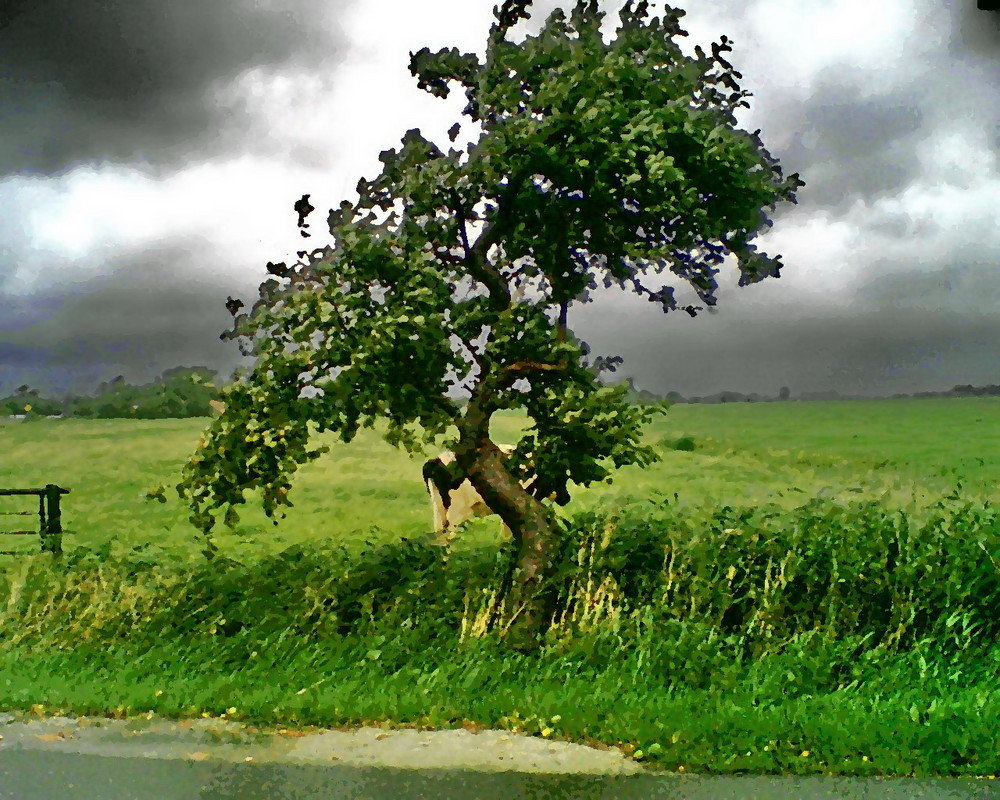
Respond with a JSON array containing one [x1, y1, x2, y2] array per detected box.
[[4, 492, 1000, 777], [8, 490, 1000, 656], [99, 367, 222, 420], [0, 368, 223, 421], [178, 0, 801, 536], [0, 384, 61, 417]]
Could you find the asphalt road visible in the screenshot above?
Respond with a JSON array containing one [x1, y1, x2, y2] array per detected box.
[[1, 713, 997, 800]]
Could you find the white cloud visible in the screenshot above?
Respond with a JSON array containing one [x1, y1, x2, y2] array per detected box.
[[19, 159, 319, 283], [745, 0, 916, 84], [748, 212, 861, 303], [26, 167, 177, 260], [914, 126, 1000, 189]]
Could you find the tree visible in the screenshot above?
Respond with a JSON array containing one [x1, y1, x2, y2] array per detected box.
[[0, 384, 63, 417], [176, 0, 803, 648], [135, 367, 223, 419]]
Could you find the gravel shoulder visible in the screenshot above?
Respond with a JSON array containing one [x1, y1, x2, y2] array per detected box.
[[0, 712, 649, 774]]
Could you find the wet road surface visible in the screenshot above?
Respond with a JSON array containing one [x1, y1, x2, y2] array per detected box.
[[1, 713, 997, 799]]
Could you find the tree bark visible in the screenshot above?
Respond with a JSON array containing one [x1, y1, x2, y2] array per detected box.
[[463, 440, 562, 649], [455, 380, 562, 648]]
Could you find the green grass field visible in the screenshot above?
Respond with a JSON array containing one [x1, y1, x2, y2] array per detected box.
[[0, 397, 994, 561], [1, 398, 998, 777]]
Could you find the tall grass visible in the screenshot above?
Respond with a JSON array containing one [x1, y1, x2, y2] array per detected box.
[[2, 488, 999, 776]]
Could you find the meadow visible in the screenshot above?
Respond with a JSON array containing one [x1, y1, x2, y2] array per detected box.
[[0, 397, 998, 777]]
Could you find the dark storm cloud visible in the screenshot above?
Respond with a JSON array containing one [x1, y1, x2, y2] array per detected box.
[[0, 289, 68, 332], [0, 242, 257, 396], [855, 244, 1000, 317], [773, 79, 924, 212], [0, 0, 352, 178], [949, 0, 1000, 59], [574, 296, 1000, 399]]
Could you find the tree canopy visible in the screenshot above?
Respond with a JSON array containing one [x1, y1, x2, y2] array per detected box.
[[175, 0, 802, 643]]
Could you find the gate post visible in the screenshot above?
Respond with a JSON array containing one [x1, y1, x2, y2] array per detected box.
[[40, 484, 64, 555]]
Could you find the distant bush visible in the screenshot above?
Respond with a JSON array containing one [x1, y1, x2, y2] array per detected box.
[[0, 366, 225, 420], [658, 435, 696, 451]]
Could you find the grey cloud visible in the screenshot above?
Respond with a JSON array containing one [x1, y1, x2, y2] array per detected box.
[[0, 0, 352, 178], [0, 192, 44, 290], [761, 76, 925, 213], [854, 249, 1000, 317], [0, 242, 257, 396], [946, 0, 1000, 60], [572, 295, 1000, 399], [736, 0, 1000, 215]]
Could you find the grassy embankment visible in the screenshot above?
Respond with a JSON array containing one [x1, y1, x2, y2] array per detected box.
[[0, 398, 998, 777]]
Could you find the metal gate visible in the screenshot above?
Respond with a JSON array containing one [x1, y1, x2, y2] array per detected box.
[[0, 485, 69, 555]]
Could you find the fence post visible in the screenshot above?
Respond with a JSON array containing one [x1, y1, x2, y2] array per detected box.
[[41, 484, 63, 555]]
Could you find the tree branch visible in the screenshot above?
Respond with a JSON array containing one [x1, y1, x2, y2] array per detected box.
[[449, 187, 510, 310], [474, 164, 534, 259], [498, 359, 568, 387], [458, 163, 536, 310]]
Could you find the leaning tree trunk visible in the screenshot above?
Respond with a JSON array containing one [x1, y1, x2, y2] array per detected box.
[[464, 441, 562, 649]]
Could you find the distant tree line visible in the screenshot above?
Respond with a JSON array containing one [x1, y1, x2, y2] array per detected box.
[[4, 372, 997, 420], [624, 382, 1000, 405], [898, 384, 1000, 399], [0, 367, 224, 420]]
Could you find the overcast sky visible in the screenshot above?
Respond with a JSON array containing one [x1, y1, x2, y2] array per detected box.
[[1, 0, 998, 401]]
